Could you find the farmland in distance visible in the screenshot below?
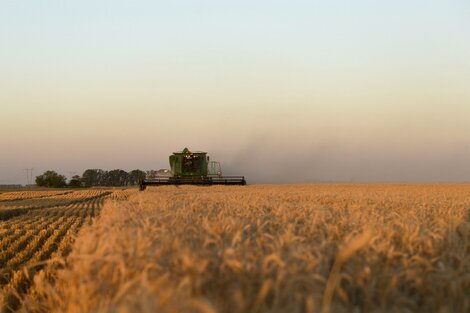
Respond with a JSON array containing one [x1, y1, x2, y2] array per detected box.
[[11, 184, 470, 313]]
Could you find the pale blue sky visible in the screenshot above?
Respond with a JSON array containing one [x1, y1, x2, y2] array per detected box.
[[1, 1, 469, 183]]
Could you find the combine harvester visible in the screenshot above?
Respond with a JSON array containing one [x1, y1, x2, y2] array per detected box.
[[139, 148, 246, 190]]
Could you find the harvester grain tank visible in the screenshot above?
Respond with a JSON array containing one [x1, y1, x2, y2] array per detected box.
[[139, 148, 246, 190]]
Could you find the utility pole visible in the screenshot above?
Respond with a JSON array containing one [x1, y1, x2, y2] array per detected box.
[[23, 168, 34, 185]]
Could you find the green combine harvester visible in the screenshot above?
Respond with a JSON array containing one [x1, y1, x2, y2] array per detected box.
[[139, 148, 246, 190]]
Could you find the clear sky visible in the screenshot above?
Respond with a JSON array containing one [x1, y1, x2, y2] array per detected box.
[[1, 0, 469, 184]]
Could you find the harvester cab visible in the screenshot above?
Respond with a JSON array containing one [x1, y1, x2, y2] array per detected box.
[[139, 148, 246, 190]]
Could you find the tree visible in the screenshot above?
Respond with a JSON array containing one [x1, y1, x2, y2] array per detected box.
[[105, 169, 130, 186], [68, 175, 82, 188], [129, 170, 146, 185], [35, 171, 67, 188], [82, 169, 106, 187]]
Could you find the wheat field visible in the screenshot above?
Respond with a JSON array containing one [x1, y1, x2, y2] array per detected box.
[[3, 184, 467, 313]]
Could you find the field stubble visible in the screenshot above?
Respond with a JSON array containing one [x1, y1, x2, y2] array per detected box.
[[19, 184, 470, 313], [0, 189, 137, 312]]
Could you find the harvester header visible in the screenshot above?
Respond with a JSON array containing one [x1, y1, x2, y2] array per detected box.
[[139, 148, 246, 190]]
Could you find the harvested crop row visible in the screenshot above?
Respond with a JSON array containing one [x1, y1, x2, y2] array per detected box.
[[0, 195, 107, 312], [0, 191, 73, 202], [0, 190, 110, 209], [0, 203, 82, 282], [0, 191, 112, 221]]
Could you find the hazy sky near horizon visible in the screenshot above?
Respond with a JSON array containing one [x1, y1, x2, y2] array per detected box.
[[1, 1, 470, 184]]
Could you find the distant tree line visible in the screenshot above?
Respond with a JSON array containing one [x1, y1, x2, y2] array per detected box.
[[35, 169, 147, 188], [81, 169, 146, 187]]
